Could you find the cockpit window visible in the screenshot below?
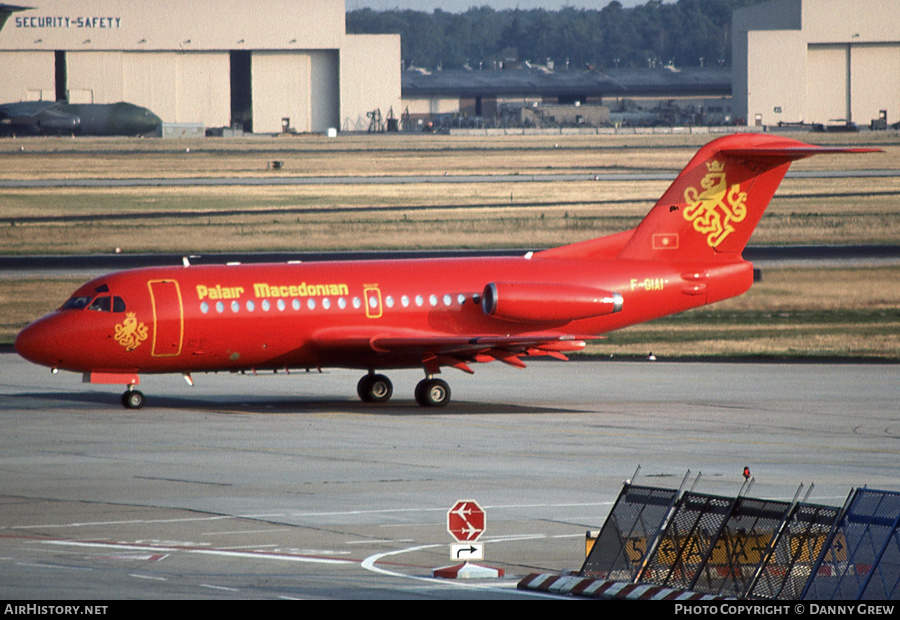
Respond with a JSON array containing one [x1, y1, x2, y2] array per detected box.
[[61, 296, 93, 310], [87, 296, 112, 312], [61, 293, 126, 312]]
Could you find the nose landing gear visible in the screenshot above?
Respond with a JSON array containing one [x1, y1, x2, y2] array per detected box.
[[121, 387, 145, 409]]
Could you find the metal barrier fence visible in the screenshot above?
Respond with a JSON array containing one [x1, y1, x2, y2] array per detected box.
[[580, 483, 899, 600]]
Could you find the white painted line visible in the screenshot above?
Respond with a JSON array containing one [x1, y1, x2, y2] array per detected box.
[[201, 584, 240, 592], [129, 573, 167, 581], [360, 544, 566, 599], [345, 539, 415, 545], [17, 562, 90, 571], [4, 515, 234, 531], [202, 528, 292, 536], [3, 501, 613, 532], [41, 540, 353, 565]]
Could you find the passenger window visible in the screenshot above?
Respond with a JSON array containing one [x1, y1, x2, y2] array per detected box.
[[87, 296, 111, 312]]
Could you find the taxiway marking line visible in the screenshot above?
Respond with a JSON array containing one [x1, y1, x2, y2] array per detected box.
[[4, 501, 613, 531], [360, 544, 564, 599], [41, 540, 353, 565]]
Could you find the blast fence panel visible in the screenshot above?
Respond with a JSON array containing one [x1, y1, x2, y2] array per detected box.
[[579, 484, 678, 580], [803, 488, 900, 601], [747, 502, 841, 600]]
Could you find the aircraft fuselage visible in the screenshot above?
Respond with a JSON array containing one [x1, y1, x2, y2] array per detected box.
[[15, 256, 752, 377]]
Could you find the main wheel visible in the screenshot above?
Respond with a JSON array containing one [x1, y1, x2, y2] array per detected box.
[[414, 378, 451, 407], [357, 373, 393, 403], [122, 389, 145, 409]]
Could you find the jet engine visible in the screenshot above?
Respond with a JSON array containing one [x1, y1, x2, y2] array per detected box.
[[38, 115, 80, 132], [481, 281, 623, 323]]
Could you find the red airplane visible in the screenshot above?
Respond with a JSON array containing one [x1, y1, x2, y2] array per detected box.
[[14, 134, 875, 409]]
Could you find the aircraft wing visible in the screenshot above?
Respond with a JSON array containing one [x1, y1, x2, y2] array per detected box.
[[1, 102, 41, 123], [311, 326, 596, 373], [0, 101, 80, 133]]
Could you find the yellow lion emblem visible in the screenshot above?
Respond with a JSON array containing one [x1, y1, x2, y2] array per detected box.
[[683, 160, 748, 248], [114, 312, 149, 351]]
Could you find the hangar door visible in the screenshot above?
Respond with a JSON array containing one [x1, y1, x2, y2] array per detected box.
[[850, 44, 900, 126], [251, 50, 338, 134], [808, 43, 900, 126], [123, 52, 230, 126], [807, 44, 850, 125]]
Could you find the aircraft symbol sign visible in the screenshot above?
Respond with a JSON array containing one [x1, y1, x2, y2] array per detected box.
[[447, 500, 486, 542]]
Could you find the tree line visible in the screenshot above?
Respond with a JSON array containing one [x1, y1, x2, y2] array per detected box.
[[347, 0, 766, 71]]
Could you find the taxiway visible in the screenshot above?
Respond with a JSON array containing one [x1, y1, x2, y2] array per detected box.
[[1, 354, 897, 599]]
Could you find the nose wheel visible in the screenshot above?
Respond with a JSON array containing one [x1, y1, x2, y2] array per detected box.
[[121, 388, 145, 409]]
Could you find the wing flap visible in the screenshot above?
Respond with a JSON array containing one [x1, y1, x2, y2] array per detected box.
[[311, 326, 595, 373]]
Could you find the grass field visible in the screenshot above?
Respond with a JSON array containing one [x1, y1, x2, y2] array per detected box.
[[1, 131, 898, 357]]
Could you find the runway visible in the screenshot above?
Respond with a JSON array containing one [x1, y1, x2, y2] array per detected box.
[[1, 354, 898, 599]]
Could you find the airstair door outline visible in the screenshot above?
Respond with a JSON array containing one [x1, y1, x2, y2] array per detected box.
[[148, 279, 184, 357]]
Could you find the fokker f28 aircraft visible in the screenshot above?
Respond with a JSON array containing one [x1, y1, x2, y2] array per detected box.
[[15, 134, 875, 409]]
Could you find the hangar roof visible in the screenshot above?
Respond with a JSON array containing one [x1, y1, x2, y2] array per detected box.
[[401, 67, 732, 99]]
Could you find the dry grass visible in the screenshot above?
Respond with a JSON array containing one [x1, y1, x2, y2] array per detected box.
[[2, 174, 899, 254], [1, 132, 896, 179], [594, 266, 900, 359], [2, 131, 897, 255]]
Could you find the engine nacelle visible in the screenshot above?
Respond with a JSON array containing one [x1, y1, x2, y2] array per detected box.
[[38, 116, 81, 131], [481, 281, 623, 323]]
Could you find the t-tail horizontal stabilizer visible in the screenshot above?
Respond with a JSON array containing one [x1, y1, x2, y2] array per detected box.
[[617, 134, 879, 261]]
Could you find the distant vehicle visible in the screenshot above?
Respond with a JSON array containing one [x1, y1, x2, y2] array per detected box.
[[0, 101, 162, 136], [871, 110, 888, 131], [813, 119, 859, 133], [15, 134, 877, 409]]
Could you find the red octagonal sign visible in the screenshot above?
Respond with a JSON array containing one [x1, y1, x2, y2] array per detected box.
[[447, 500, 486, 542]]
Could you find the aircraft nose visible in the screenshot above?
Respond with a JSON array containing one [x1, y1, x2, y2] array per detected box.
[[135, 108, 162, 136], [14, 317, 63, 369]]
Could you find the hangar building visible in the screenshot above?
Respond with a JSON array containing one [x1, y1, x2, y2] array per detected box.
[[734, 0, 900, 127], [0, 0, 400, 133]]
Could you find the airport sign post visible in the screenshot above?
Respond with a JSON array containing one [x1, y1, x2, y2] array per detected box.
[[434, 499, 503, 578], [446, 500, 486, 563], [447, 499, 485, 542]]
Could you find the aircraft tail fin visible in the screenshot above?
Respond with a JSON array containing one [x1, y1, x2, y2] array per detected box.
[[0, 5, 28, 34], [615, 133, 877, 261]]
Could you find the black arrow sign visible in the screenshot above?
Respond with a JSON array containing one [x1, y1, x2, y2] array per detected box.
[[456, 546, 478, 558]]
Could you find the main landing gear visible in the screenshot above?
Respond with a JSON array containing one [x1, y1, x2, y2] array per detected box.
[[357, 372, 451, 407], [357, 373, 393, 403], [414, 377, 451, 407]]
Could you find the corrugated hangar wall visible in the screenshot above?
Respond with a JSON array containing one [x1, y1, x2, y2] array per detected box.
[[0, 0, 398, 133], [734, 0, 900, 127]]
